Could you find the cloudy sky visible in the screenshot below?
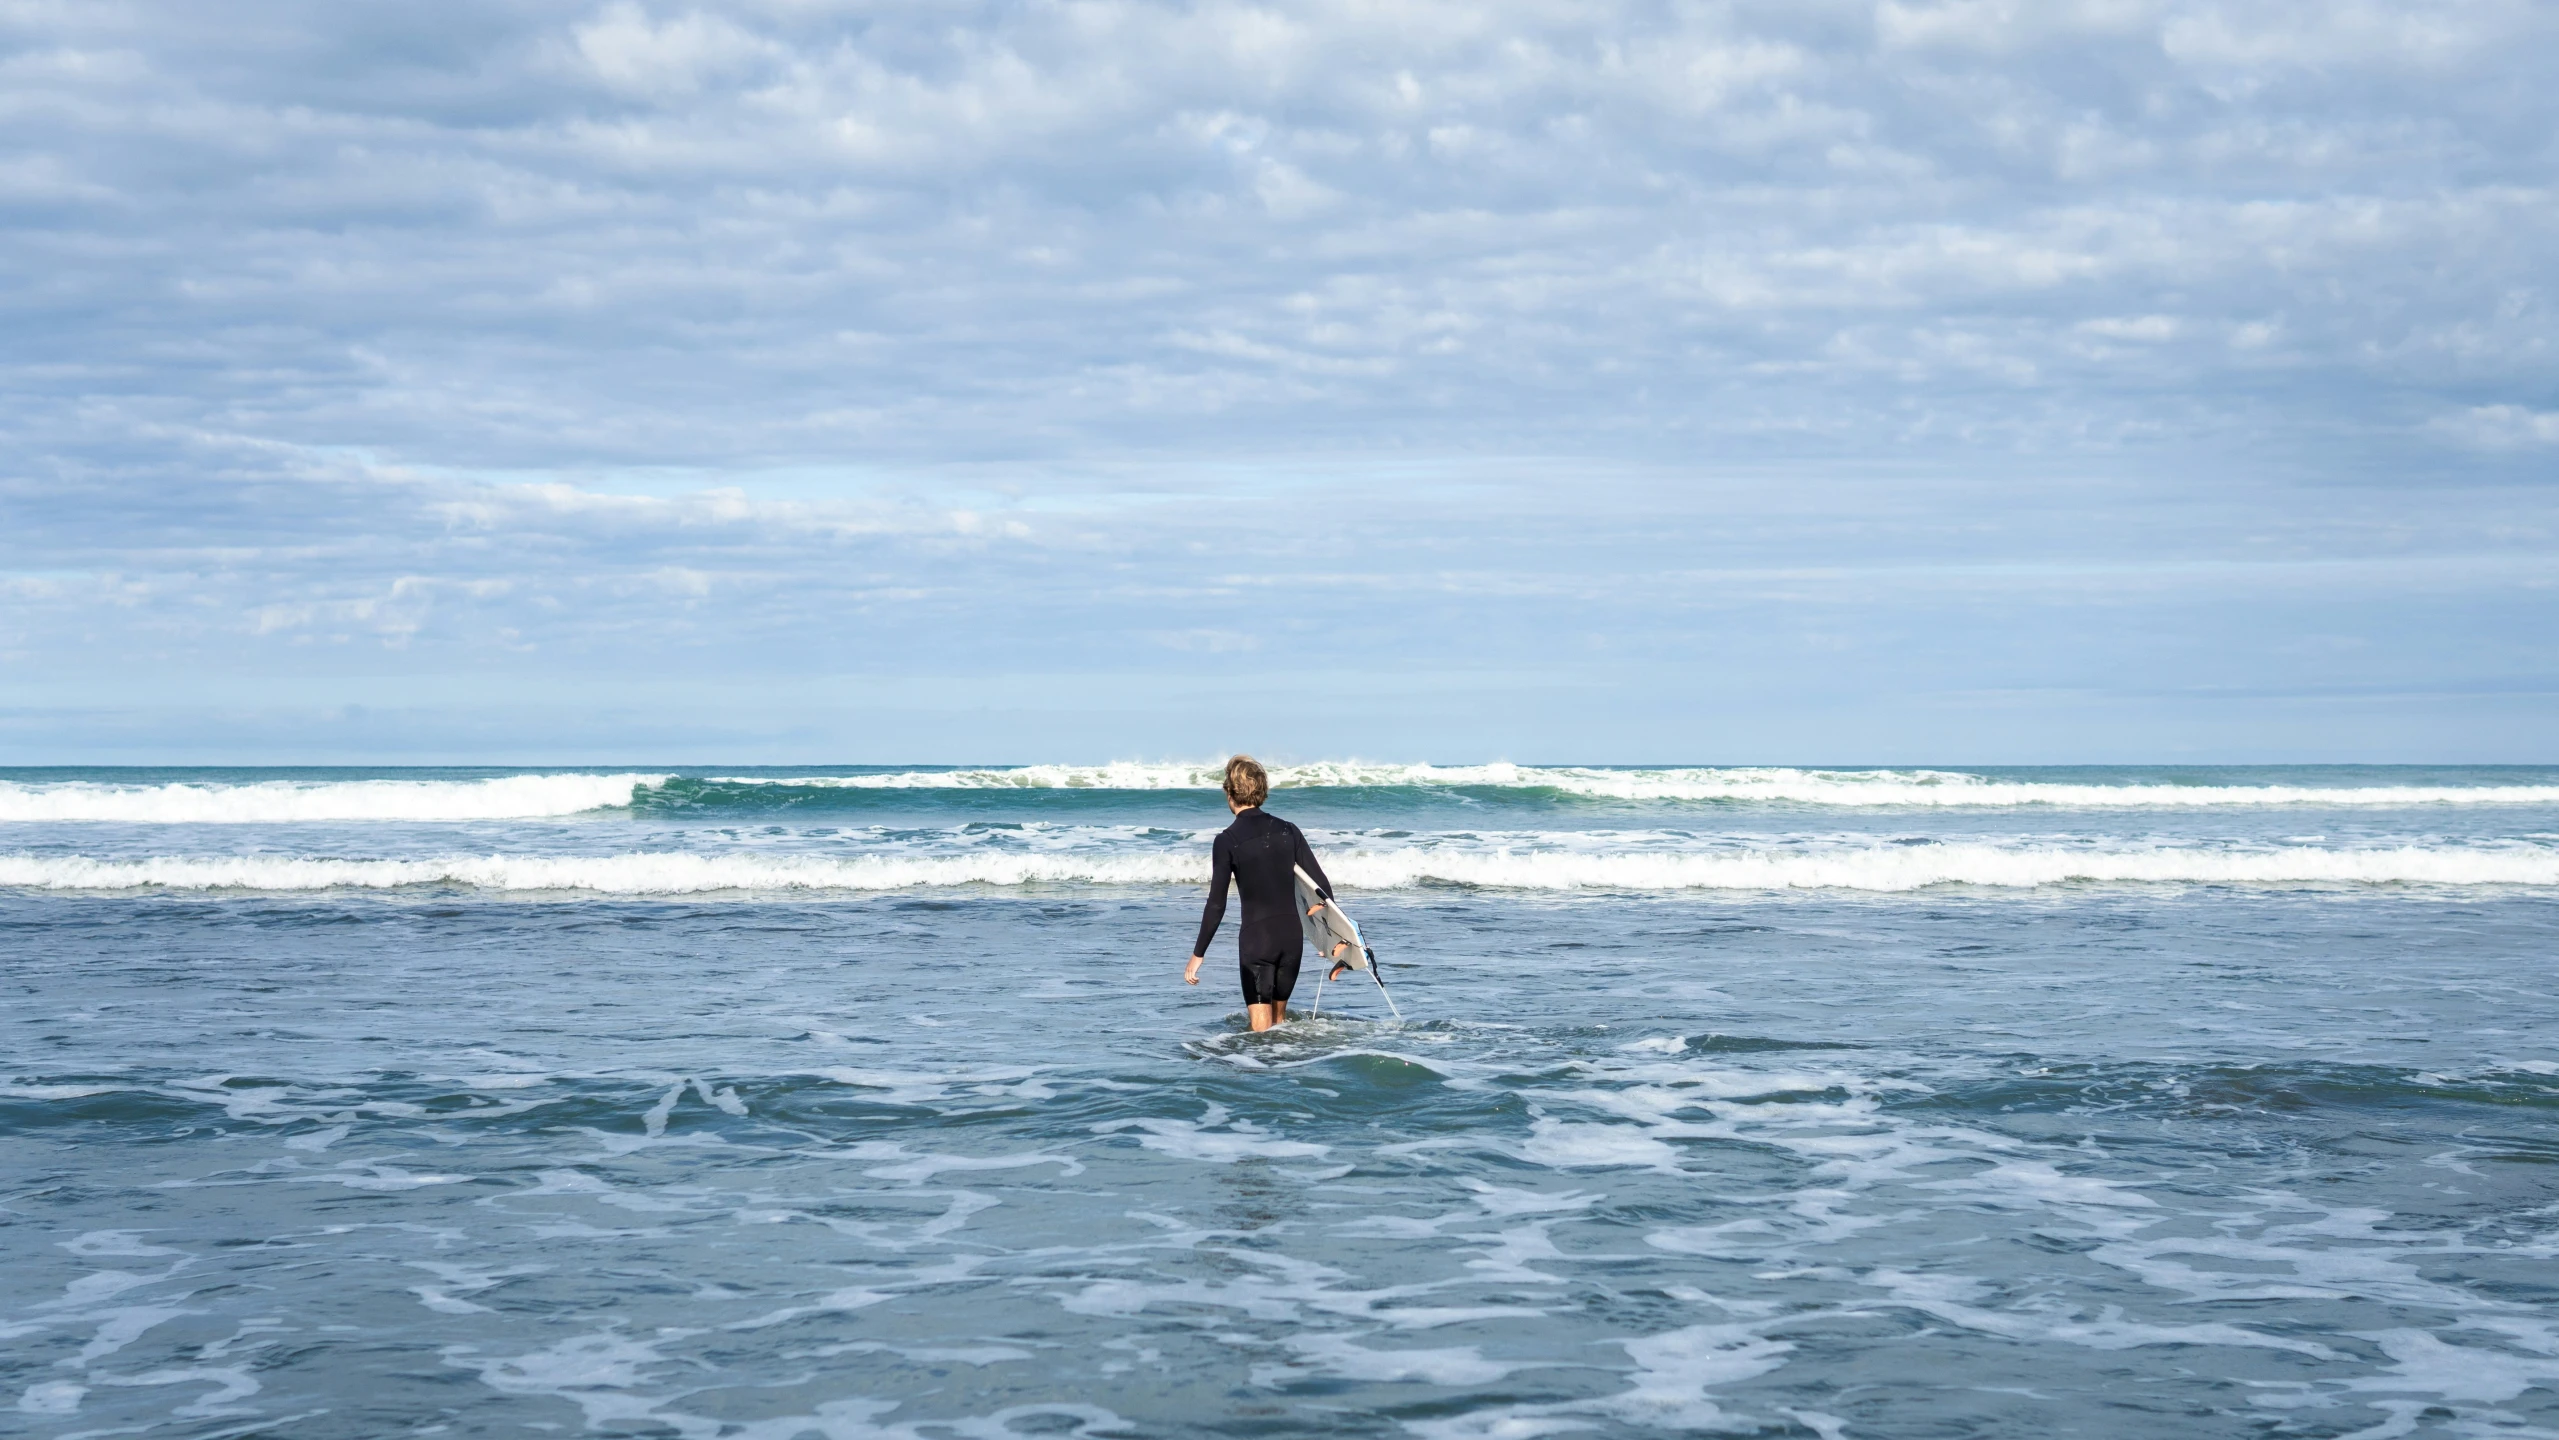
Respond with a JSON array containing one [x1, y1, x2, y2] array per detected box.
[[4, 0, 2554, 763]]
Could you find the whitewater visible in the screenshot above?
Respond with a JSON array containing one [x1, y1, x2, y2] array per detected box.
[[11, 763, 2559, 825], [8, 762, 2559, 1439], [5, 763, 2557, 897], [7, 836, 2556, 895], [0, 770, 665, 823]]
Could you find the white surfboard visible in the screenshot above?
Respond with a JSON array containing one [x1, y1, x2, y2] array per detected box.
[[1295, 865, 1368, 972], [1295, 865, 1400, 1019]]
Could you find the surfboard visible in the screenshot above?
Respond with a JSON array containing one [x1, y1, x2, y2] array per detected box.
[[1295, 865, 1369, 973], [1295, 865, 1401, 1019]]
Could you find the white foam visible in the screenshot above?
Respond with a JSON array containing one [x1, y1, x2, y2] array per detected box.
[[74, 1306, 194, 1364], [1335, 840, 2559, 892], [1465, 1180, 1603, 1216], [849, 1143, 1084, 1183], [0, 850, 1203, 894], [463, 1329, 666, 1398], [305, 1164, 470, 1191], [813, 1066, 1052, 1107], [1519, 1119, 1684, 1170], [61, 1232, 177, 1258], [2092, 1204, 2502, 1312], [1463, 1224, 1575, 1285], [717, 762, 2559, 807], [18, 1381, 84, 1415], [1279, 1333, 1528, 1385], [1604, 1323, 1795, 1431], [1060, 1246, 1543, 1331], [44, 1271, 170, 1309], [0, 773, 663, 824], [1401, 1410, 1591, 1440], [1860, 1267, 2337, 1357], [109, 1365, 261, 1420], [2345, 1325, 2559, 1407], [1094, 1104, 1331, 1163], [11, 837, 2549, 895], [1918, 1159, 2159, 1210]]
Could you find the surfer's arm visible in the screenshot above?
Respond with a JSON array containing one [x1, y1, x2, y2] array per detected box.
[[1190, 834, 1233, 959], [1291, 824, 1335, 902]]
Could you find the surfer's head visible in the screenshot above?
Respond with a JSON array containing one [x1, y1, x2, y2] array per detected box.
[[1223, 755, 1269, 809]]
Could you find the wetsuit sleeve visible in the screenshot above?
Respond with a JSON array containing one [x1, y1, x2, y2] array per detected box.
[[1291, 822, 1334, 901], [1193, 832, 1232, 956]]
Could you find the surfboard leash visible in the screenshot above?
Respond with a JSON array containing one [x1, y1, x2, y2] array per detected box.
[[1365, 945, 1404, 1021]]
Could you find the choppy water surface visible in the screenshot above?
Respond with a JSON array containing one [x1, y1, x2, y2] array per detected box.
[[6, 764, 2559, 1438]]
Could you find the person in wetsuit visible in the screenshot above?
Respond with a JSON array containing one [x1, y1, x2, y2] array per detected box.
[[1184, 755, 1336, 1031]]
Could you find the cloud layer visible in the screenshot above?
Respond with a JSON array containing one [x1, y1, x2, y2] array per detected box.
[[3, 1, 2554, 759]]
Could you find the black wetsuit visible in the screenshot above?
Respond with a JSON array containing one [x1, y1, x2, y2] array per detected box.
[[1193, 807, 1334, 1007]]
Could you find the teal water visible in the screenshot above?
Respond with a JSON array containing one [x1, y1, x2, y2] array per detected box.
[[5, 765, 2558, 1437]]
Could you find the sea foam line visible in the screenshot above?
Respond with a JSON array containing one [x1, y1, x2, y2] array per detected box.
[[4, 843, 2553, 894], [0, 774, 667, 824], [9, 767, 2556, 821], [711, 763, 2559, 807]]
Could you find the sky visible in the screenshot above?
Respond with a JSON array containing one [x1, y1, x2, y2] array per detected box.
[[2, 0, 2554, 764]]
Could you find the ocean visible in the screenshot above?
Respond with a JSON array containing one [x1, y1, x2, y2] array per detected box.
[[5, 763, 2557, 1438]]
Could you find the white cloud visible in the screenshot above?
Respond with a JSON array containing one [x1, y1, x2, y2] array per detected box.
[[3, 0, 2557, 756], [0, 0, 2547, 474], [2161, 0, 2536, 72], [572, 3, 779, 96], [2078, 315, 2181, 342], [2433, 405, 2559, 451], [1878, 0, 2161, 54]]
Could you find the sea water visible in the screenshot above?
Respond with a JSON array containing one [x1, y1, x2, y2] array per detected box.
[[4, 763, 2557, 1438]]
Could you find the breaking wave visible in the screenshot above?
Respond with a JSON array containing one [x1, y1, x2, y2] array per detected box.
[[0, 774, 665, 824], [11, 767, 2558, 823], [5, 840, 2552, 895], [713, 763, 2559, 807]]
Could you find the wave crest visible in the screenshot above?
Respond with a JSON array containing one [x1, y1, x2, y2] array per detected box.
[[712, 764, 2559, 807], [5, 841, 2551, 895], [11, 767, 2556, 820], [0, 774, 665, 824]]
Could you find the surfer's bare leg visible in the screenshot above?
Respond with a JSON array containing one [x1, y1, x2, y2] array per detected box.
[[1248, 1003, 1279, 1031]]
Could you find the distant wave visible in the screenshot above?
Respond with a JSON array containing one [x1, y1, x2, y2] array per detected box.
[[9, 768, 2555, 823], [714, 763, 2559, 807], [7, 841, 2552, 894], [0, 774, 665, 824]]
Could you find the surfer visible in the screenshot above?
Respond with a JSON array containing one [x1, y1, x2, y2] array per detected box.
[[1185, 755, 1336, 1031]]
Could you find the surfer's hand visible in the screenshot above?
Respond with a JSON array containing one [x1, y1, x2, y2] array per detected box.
[[1308, 902, 1325, 916], [1183, 956, 1202, 985]]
